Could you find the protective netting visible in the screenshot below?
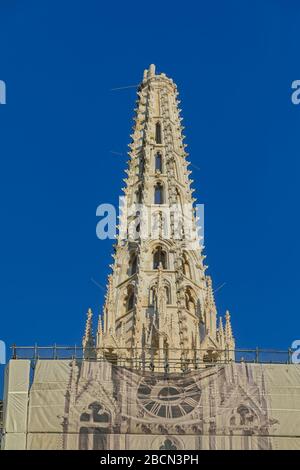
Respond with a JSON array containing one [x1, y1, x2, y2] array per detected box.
[[2, 359, 300, 450]]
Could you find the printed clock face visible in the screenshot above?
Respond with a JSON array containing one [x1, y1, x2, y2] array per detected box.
[[137, 375, 201, 419]]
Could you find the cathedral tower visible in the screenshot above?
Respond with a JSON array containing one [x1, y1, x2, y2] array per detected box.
[[83, 65, 235, 370]]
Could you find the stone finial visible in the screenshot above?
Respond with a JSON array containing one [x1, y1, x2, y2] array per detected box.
[[149, 64, 156, 77], [96, 314, 103, 357], [97, 314, 103, 337], [83, 308, 93, 341], [224, 310, 235, 359], [82, 308, 95, 359], [219, 316, 224, 336], [206, 275, 216, 313], [225, 310, 233, 341]]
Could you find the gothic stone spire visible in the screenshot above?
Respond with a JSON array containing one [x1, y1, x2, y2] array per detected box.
[[89, 65, 235, 370]]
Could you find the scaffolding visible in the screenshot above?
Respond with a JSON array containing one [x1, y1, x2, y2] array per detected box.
[[9, 345, 295, 373]]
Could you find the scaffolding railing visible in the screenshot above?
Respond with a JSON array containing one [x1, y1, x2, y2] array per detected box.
[[9, 345, 295, 368]]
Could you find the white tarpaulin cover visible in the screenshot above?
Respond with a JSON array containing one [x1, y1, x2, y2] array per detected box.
[[1, 360, 30, 450], [3, 359, 300, 450]]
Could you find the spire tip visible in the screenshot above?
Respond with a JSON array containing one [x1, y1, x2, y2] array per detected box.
[[149, 64, 156, 76]]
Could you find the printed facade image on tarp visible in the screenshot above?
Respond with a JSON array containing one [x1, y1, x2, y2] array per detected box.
[[2, 359, 300, 450]]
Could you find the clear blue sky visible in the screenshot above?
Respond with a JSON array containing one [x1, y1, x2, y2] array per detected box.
[[1, 1, 300, 391]]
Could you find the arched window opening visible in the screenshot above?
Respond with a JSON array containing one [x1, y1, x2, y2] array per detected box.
[[136, 187, 142, 204], [129, 253, 137, 276], [155, 122, 162, 144], [154, 183, 164, 204], [126, 288, 135, 311], [153, 246, 167, 269], [138, 154, 144, 176], [155, 153, 162, 172], [79, 402, 110, 450]]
